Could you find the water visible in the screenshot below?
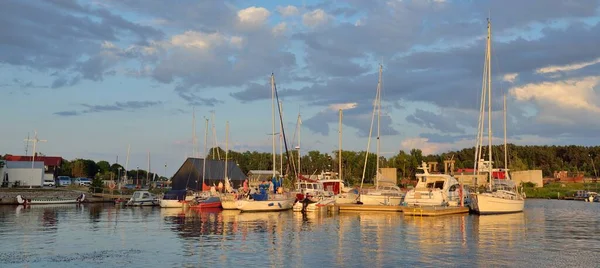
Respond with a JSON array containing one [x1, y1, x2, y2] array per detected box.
[[0, 200, 599, 267]]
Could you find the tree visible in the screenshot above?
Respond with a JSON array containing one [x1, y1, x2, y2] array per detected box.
[[97, 161, 110, 174]]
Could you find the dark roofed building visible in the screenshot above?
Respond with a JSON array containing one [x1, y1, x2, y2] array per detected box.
[[4, 154, 63, 181], [171, 158, 247, 191]]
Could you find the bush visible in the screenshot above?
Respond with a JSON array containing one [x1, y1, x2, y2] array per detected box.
[[90, 178, 104, 193], [521, 182, 537, 188]]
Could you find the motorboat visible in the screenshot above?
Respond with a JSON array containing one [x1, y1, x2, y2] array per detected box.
[[16, 194, 86, 205], [359, 185, 405, 206], [404, 162, 469, 207], [126, 190, 159, 206]]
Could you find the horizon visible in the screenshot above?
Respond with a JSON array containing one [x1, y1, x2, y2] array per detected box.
[[2, 1, 600, 176]]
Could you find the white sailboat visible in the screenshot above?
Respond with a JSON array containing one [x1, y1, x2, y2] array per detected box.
[[469, 19, 525, 214], [221, 121, 239, 210], [236, 74, 295, 212], [358, 64, 404, 206]]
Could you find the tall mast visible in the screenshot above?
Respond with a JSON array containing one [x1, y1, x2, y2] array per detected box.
[[225, 121, 229, 180], [125, 144, 130, 181], [271, 74, 276, 179], [339, 109, 343, 181], [297, 113, 301, 176], [504, 94, 508, 172], [487, 18, 493, 191], [147, 152, 150, 185], [360, 66, 381, 189], [192, 108, 197, 157], [203, 118, 209, 190], [376, 64, 382, 189]]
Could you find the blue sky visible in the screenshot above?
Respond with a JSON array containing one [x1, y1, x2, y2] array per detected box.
[[2, 0, 600, 176]]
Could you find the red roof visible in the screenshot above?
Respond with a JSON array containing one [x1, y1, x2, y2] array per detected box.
[[4, 155, 62, 166]]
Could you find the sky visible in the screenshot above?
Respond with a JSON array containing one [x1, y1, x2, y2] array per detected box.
[[1, 0, 600, 177]]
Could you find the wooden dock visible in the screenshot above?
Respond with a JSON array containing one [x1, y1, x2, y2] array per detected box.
[[335, 204, 403, 212], [91, 193, 132, 199], [403, 206, 469, 216]]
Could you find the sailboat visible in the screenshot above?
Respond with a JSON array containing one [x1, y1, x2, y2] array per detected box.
[[221, 121, 239, 210], [236, 73, 296, 212], [357, 64, 404, 206], [189, 117, 222, 209], [469, 19, 525, 214]]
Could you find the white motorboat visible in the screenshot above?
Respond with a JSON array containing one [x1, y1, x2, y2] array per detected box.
[[126, 190, 159, 206], [403, 162, 469, 207], [236, 184, 295, 212], [16, 194, 85, 205], [469, 19, 525, 214]]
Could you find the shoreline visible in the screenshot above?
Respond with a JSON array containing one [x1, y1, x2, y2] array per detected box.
[[0, 188, 113, 205]]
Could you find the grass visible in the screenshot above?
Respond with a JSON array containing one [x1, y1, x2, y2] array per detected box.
[[523, 182, 600, 199]]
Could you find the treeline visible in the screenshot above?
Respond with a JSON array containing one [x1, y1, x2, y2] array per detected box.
[[206, 144, 600, 185], [56, 159, 168, 182]]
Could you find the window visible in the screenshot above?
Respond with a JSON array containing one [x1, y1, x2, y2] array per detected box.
[[142, 193, 150, 199]]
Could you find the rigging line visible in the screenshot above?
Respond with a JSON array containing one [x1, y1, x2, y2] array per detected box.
[[273, 75, 297, 181]]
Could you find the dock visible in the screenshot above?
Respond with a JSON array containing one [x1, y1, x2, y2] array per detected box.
[[91, 193, 132, 199], [334, 204, 403, 212], [403, 206, 469, 216]]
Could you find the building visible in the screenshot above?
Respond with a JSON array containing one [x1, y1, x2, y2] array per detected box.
[[1, 161, 45, 187], [511, 170, 543, 187], [4, 155, 62, 182], [171, 158, 247, 191]]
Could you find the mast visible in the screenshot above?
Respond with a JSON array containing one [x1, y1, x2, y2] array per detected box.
[[360, 66, 381, 189], [24, 131, 47, 169], [147, 152, 150, 186], [203, 118, 209, 190], [125, 144, 130, 181], [192, 108, 197, 157], [271, 74, 276, 179], [297, 113, 301, 176], [487, 18, 493, 191], [211, 112, 220, 160], [504, 93, 508, 173], [376, 64, 382, 189], [339, 109, 343, 182], [225, 121, 229, 181]]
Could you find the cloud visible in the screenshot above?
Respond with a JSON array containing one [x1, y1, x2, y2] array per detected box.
[[536, 57, 600, 74], [175, 86, 225, 107], [302, 9, 330, 28], [276, 5, 299, 17], [54, 101, 162, 116], [406, 109, 466, 134], [503, 73, 518, 83], [328, 103, 358, 111], [237, 6, 271, 29]]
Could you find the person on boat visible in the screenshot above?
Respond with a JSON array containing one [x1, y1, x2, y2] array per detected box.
[[217, 181, 224, 193], [243, 179, 249, 193]]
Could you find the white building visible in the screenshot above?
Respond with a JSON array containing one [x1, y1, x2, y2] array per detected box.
[[2, 161, 44, 187]]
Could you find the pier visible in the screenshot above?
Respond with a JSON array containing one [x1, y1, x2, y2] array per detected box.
[[403, 206, 470, 216], [334, 204, 404, 212]]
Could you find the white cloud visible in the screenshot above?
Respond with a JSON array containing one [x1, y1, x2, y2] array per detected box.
[[536, 57, 600, 74], [399, 137, 474, 155], [237, 6, 271, 28], [329, 102, 358, 111], [302, 9, 329, 28], [503, 73, 518, 83], [510, 76, 600, 113], [101, 41, 116, 49], [276, 5, 299, 17], [169, 31, 242, 50], [272, 22, 287, 36]]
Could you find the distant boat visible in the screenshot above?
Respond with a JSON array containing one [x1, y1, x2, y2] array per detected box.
[[126, 190, 159, 206], [16, 194, 85, 205], [404, 162, 469, 207]]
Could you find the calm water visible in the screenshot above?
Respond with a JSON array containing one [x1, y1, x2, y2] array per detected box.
[[0, 200, 599, 268]]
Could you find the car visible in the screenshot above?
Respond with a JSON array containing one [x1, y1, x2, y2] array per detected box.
[[43, 179, 55, 187], [77, 178, 92, 186], [57, 176, 71, 187]]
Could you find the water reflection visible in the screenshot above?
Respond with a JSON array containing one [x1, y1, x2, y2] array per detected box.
[[0, 200, 599, 267]]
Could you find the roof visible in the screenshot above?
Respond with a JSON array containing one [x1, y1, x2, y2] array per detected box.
[[171, 158, 247, 191], [5, 161, 45, 169], [4, 155, 62, 166]]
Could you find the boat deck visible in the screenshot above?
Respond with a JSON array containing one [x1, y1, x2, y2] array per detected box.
[[334, 204, 403, 212], [403, 206, 469, 216]]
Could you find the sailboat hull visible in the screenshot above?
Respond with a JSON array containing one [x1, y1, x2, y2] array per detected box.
[[237, 197, 295, 212], [470, 193, 524, 214]]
